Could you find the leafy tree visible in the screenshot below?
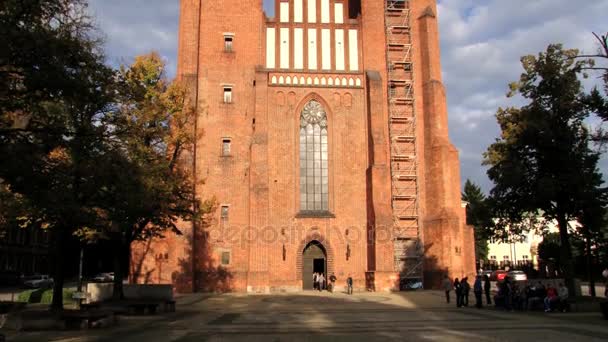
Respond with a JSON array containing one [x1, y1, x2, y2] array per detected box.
[[0, 183, 23, 233], [97, 53, 205, 299], [538, 232, 562, 274], [0, 0, 106, 129], [0, 0, 116, 310], [577, 33, 607, 88], [483, 44, 608, 294], [538, 233, 561, 261], [461, 179, 492, 261], [1, 2, 210, 307], [577, 33, 608, 142], [574, 194, 607, 296]]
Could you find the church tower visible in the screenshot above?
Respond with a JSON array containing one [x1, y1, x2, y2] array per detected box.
[[132, 0, 476, 292]]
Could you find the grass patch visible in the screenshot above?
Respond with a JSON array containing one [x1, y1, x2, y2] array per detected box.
[[17, 288, 75, 305]]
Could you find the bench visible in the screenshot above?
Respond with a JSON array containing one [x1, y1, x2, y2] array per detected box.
[[126, 299, 175, 314], [163, 300, 176, 313], [527, 297, 544, 311], [61, 310, 113, 329], [80, 303, 101, 311]]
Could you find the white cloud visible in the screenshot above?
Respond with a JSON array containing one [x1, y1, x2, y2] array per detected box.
[[439, 0, 608, 192], [88, 0, 179, 75]]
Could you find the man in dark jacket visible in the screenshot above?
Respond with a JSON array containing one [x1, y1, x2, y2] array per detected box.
[[346, 275, 353, 295], [461, 277, 470, 307], [442, 275, 452, 304], [474, 275, 483, 308], [454, 278, 462, 308], [484, 275, 492, 305]]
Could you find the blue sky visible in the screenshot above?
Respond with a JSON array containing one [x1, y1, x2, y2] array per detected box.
[[88, 0, 608, 193]]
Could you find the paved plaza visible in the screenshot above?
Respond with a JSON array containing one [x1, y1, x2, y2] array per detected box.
[[6, 291, 608, 342]]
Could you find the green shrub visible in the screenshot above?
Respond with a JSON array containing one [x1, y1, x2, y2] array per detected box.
[[17, 289, 37, 303], [17, 289, 75, 304]]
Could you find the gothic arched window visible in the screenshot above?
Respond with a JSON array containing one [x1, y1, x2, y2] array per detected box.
[[300, 100, 328, 212]]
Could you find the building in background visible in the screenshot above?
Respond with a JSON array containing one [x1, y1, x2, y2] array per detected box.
[[485, 231, 539, 271], [0, 226, 50, 280], [484, 221, 561, 271], [132, 0, 475, 292]]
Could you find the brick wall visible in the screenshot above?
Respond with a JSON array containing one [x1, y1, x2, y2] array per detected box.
[[132, 0, 476, 293]]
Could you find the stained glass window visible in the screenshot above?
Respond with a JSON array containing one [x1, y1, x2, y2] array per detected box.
[[300, 100, 328, 211]]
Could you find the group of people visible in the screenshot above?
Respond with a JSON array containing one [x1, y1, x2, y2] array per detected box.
[[443, 275, 490, 309], [443, 274, 571, 313], [523, 281, 569, 312], [312, 272, 354, 294], [312, 272, 326, 291]]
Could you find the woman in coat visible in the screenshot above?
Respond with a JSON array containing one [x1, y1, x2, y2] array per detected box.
[[454, 278, 462, 308]]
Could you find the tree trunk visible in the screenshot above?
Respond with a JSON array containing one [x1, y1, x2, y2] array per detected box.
[[112, 240, 125, 301], [50, 228, 65, 311], [556, 213, 575, 296], [586, 235, 596, 297]]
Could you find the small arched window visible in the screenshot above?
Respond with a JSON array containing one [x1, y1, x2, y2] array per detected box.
[[300, 100, 328, 212]]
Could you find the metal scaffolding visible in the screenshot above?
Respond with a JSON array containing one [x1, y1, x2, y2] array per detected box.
[[385, 0, 423, 289]]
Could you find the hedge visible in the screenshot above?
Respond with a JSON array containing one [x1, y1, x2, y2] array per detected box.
[[17, 288, 75, 305]]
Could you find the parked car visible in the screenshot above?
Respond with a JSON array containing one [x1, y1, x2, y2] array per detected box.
[[507, 270, 527, 282], [479, 270, 493, 279], [490, 270, 507, 282], [92, 272, 114, 282], [22, 275, 54, 289]]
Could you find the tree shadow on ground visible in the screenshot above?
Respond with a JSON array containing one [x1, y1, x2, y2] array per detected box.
[[130, 203, 234, 293], [24, 288, 45, 303], [396, 240, 447, 290], [173, 228, 234, 293], [168, 291, 608, 342]]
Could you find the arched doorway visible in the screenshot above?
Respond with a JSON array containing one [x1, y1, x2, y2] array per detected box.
[[302, 241, 327, 290]]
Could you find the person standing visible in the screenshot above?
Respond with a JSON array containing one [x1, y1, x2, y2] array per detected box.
[[603, 268, 608, 298], [318, 273, 325, 291], [313, 272, 318, 291], [454, 278, 462, 308], [557, 283, 569, 312], [346, 275, 353, 295], [462, 277, 470, 307], [474, 275, 483, 309], [442, 275, 452, 304], [329, 273, 337, 293], [483, 275, 492, 305], [504, 276, 513, 311]]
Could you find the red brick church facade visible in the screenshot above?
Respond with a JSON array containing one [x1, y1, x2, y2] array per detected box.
[[131, 0, 476, 292]]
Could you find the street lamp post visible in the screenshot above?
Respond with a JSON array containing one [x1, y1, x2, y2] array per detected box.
[[76, 247, 84, 309]]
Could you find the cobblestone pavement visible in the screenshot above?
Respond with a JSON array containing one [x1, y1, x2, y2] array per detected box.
[[6, 291, 608, 341]]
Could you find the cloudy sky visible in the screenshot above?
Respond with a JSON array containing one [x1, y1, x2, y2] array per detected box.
[[88, 0, 608, 193]]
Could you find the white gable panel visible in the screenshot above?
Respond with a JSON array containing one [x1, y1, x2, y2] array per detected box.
[[280, 2, 289, 23], [321, 29, 331, 70], [294, 28, 304, 69], [308, 28, 317, 70], [266, 28, 276, 69], [280, 28, 290, 69], [349, 29, 359, 71]]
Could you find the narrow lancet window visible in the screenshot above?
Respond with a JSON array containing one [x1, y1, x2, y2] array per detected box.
[[300, 100, 328, 212]]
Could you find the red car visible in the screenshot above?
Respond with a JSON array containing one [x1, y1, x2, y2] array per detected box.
[[491, 270, 507, 281]]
